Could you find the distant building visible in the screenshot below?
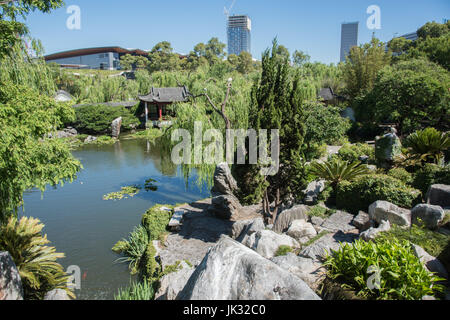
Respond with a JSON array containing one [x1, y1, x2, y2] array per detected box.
[[340, 22, 359, 62], [399, 32, 418, 41], [44, 47, 148, 70], [227, 15, 252, 56]]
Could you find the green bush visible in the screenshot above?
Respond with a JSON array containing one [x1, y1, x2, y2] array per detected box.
[[412, 163, 450, 196], [72, 104, 140, 134], [336, 143, 375, 164], [324, 239, 444, 300], [336, 174, 421, 214], [275, 245, 293, 257], [387, 168, 413, 186], [141, 205, 173, 241]]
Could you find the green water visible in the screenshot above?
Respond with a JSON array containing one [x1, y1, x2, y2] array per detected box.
[[19, 138, 209, 300]]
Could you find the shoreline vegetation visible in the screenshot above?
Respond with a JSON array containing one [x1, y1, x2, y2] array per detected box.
[[0, 0, 448, 300]]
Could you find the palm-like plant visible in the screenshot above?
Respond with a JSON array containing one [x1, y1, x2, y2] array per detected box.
[[0, 216, 74, 300], [404, 128, 450, 165], [310, 158, 371, 189]]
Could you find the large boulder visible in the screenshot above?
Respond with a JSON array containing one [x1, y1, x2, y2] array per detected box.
[[209, 194, 243, 221], [359, 220, 391, 241], [177, 236, 320, 300], [55, 127, 78, 139], [303, 180, 325, 205], [231, 218, 265, 243], [300, 231, 358, 261], [273, 205, 310, 234], [369, 201, 411, 227], [286, 220, 317, 244], [211, 163, 238, 196], [243, 230, 299, 259], [411, 204, 445, 230], [412, 244, 448, 280], [111, 117, 122, 138], [155, 261, 195, 300], [43, 289, 70, 300], [375, 128, 402, 167], [0, 252, 23, 300], [427, 184, 450, 209], [321, 211, 356, 233], [270, 253, 325, 291]]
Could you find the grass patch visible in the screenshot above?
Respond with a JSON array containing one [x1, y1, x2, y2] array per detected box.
[[308, 205, 335, 219], [114, 280, 155, 300], [129, 128, 164, 141], [275, 245, 293, 257]]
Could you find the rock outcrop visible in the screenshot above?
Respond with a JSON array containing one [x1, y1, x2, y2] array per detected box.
[[320, 211, 356, 233], [273, 205, 310, 234], [0, 252, 23, 300], [243, 230, 299, 259], [177, 236, 320, 300], [427, 184, 450, 209], [369, 201, 411, 227], [411, 204, 445, 230], [156, 261, 195, 300], [231, 218, 265, 243], [286, 220, 317, 244]]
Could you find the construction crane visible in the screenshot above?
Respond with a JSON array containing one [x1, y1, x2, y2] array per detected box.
[[224, 0, 236, 19]]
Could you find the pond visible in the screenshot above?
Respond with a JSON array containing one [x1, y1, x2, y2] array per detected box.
[[19, 138, 210, 300]]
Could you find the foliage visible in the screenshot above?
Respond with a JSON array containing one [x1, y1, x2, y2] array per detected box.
[[357, 59, 449, 134], [335, 143, 375, 164], [112, 225, 149, 275], [310, 159, 370, 189], [129, 128, 164, 141], [71, 104, 140, 134], [411, 163, 450, 196], [307, 205, 333, 219], [336, 174, 421, 214], [387, 168, 413, 186], [324, 238, 444, 300], [275, 245, 293, 257], [0, 216, 74, 300], [0, 81, 81, 220], [376, 224, 449, 259], [103, 186, 140, 201], [141, 205, 173, 241], [403, 128, 450, 165], [114, 279, 155, 300], [343, 37, 391, 100]]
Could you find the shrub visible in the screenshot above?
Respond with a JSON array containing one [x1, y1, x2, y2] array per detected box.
[[308, 205, 334, 219], [387, 168, 413, 186], [336, 143, 375, 164], [112, 226, 149, 275], [376, 224, 449, 258], [275, 245, 293, 257], [336, 174, 421, 214], [0, 216, 74, 300], [404, 128, 450, 165], [72, 104, 140, 134], [141, 205, 173, 241], [412, 163, 450, 196], [324, 239, 444, 300], [114, 280, 155, 300]]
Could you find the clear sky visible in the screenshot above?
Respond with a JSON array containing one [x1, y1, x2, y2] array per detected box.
[[24, 0, 449, 64]]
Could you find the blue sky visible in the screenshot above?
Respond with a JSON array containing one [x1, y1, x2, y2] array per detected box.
[[24, 0, 449, 64]]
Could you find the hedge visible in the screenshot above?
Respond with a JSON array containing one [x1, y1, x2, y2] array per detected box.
[[412, 164, 450, 197], [336, 174, 421, 214]]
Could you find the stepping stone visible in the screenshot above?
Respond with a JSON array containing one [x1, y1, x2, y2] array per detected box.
[[168, 209, 186, 231], [321, 211, 356, 232]]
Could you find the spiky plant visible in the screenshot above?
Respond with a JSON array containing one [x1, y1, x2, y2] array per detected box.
[[112, 225, 149, 275], [404, 128, 450, 165], [310, 158, 371, 190], [0, 216, 74, 300], [114, 279, 155, 300]]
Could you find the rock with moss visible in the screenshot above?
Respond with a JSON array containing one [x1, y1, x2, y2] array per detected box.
[[375, 129, 402, 167], [155, 261, 194, 300], [411, 204, 445, 230], [243, 230, 299, 259]]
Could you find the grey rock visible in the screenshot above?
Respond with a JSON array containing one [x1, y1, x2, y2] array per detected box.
[[287, 220, 317, 242], [369, 201, 411, 227], [232, 218, 265, 243], [208, 194, 243, 220], [54, 90, 73, 102], [360, 220, 391, 241], [210, 163, 238, 196], [303, 180, 325, 205], [412, 244, 448, 280], [111, 117, 123, 138], [375, 131, 402, 166], [0, 252, 23, 300], [411, 204, 445, 230], [273, 205, 310, 233], [243, 230, 299, 259], [43, 289, 69, 300], [427, 184, 450, 208], [300, 231, 358, 261], [84, 135, 97, 143], [156, 261, 195, 300], [270, 253, 324, 291], [352, 211, 373, 232], [177, 236, 320, 300], [310, 216, 324, 227], [56, 127, 78, 139], [321, 211, 356, 232]]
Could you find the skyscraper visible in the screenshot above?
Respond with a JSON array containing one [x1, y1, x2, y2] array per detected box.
[[340, 22, 359, 62], [227, 15, 251, 56]]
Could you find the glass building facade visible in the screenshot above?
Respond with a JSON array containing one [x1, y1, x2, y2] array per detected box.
[[340, 22, 359, 62], [227, 15, 251, 56]]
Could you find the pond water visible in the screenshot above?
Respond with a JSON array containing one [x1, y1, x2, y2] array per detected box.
[[19, 138, 210, 300]]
